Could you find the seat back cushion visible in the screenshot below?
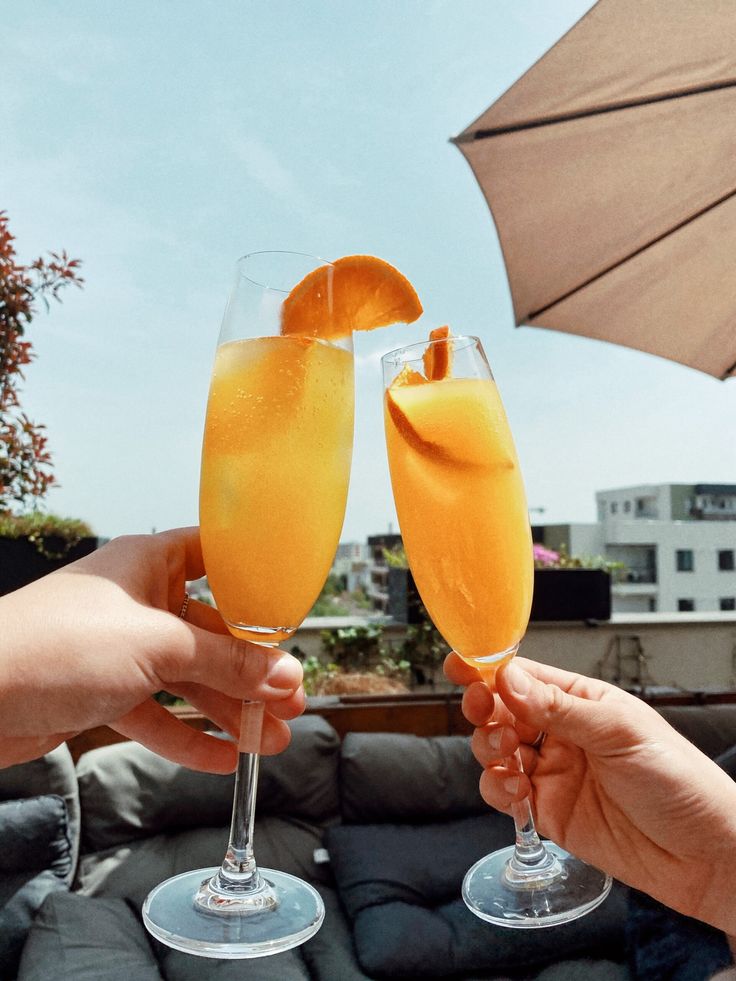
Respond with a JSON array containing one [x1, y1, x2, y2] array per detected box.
[[340, 732, 485, 823], [0, 744, 80, 881], [658, 704, 736, 759], [77, 715, 340, 853], [0, 795, 72, 981]]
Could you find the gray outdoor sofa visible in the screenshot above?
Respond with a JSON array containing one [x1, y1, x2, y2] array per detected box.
[[3, 704, 736, 981]]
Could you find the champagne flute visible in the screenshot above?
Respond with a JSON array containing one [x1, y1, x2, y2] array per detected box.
[[143, 252, 354, 957], [382, 333, 611, 927]]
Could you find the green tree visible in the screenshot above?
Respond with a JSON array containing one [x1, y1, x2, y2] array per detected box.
[[0, 211, 83, 514]]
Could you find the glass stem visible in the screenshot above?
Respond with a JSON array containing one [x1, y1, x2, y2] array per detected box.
[[214, 700, 264, 895], [508, 748, 554, 873]]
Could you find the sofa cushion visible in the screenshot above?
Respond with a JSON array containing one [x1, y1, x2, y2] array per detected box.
[[77, 715, 340, 852], [157, 944, 311, 981], [658, 704, 736, 759], [340, 732, 485, 823], [715, 742, 736, 779], [326, 817, 628, 979], [20, 892, 311, 981], [626, 887, 733, 981], [76, 817, 328, 909], [0, 744, 80, 882], [301, 884, 375, 981], [17, 893, 163, 981], [0, 795, 72, 981]]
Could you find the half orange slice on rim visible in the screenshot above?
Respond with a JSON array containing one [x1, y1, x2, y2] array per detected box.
[[281, 254, 423, 339]]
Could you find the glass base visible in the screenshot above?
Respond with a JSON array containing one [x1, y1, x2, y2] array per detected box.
[[142, 867, 325, 958], [225, 622, 298, 645], [462, 843, 612, 929]]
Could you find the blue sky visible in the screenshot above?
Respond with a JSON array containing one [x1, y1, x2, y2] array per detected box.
[[3, 0, 734, 543]]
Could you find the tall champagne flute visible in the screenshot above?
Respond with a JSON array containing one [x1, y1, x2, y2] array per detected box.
[[143, 252, 354, 957], [382, 333, 611, 927]]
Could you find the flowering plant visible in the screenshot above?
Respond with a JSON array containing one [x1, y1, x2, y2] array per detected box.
[[533, 542, 624, 574]]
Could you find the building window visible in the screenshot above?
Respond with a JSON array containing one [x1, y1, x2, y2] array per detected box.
[[611, 502, 618, 514], [718, 550, 735, 571], [624, 500, 631, 513], [720, 597, 736, 611], [676, 549, 694, 572], [677, 598, 695, 612]]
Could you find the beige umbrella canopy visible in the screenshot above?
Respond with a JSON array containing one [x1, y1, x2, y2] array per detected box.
[[453, 0, 736, 380]]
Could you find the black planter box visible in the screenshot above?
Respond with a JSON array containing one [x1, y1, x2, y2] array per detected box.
[[0, 536, 99, 596], [387, 565, 611, 626], [531, 568, 611, 622]]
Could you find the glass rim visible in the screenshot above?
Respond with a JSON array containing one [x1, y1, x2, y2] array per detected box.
[[380, 333, 480, 367], [234, 251, 333, 294]]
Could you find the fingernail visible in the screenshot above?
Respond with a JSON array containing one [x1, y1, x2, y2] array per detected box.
[[504, 661, 530, 695], [485, 731, 502, 755], [504, 775, 520, 795], [267, 655, 302, 690]]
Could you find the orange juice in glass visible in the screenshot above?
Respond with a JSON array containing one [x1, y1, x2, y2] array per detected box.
[[200, 334, 353, 643], [382, 331, 611, 929], [384, 335, 533, 680]]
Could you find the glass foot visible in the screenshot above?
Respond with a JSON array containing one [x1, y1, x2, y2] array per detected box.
[[462, 843, 612, 928], [142, 867, 324, 958]]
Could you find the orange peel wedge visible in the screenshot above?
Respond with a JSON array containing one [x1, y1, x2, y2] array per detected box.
[[422, 325, 453, 380], [281, 254, 423, 339]]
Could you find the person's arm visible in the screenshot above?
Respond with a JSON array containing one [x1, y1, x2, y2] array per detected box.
[[0, 528, 304, 770], [445, 652, 736, 938]]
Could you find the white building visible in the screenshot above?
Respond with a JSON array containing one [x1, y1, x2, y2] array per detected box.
[[331, 541, 372, 593], [536, 483, 736, 615]]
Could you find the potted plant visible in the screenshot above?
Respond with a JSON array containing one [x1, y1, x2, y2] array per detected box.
[[0, 211, 94, 595], [531, 544, 619, 622]]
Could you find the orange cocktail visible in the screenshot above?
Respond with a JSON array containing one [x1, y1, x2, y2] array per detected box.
[[200, 335, 353, 642], [383, 334, 533, 677]]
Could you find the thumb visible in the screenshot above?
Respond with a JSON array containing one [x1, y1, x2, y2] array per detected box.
[[497, 660, 613, 751]]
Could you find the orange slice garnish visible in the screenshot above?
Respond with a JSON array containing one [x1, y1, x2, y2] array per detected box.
[[422, 325, 452, 380], [281, 255, 423, 339]]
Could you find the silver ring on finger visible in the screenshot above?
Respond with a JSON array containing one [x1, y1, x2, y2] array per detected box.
[[530, 730, 547, 751], [179, 592, 191, 619]]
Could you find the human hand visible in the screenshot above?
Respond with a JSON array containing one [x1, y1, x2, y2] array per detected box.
[[445, 652, 736, 937], [0, 528, 305, 771]]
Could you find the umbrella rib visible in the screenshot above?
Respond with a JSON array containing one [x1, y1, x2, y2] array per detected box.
[[526, 184, 736, 325], [453, 79, 736, 141]]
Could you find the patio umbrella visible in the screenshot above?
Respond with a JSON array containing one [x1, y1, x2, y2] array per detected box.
[[452, 0, 736, 380]]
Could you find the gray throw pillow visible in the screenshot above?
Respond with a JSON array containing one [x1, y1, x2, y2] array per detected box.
[[0, 795, 72, 981]]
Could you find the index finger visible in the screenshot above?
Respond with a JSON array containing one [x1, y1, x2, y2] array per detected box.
[[444, 651, 483, 686], [156, 526, 207, 581], [511, 656, 615, 701]]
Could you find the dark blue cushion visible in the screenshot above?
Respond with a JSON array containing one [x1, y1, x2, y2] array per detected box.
[[626, 888, 733, 980], [0, 795, 72, 981], [327, 817, 628, 979]]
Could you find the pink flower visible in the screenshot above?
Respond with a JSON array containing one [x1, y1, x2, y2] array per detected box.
[[533, 543, 560, 567]]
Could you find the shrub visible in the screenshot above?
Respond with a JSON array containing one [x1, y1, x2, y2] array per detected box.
[[0, 211, 83, 514]]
